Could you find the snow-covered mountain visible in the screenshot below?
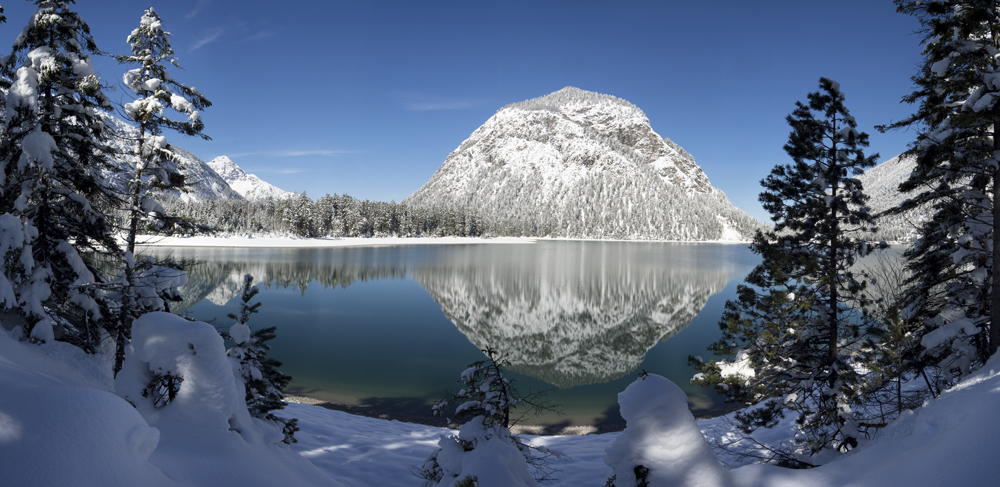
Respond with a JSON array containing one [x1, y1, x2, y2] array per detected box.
[[100, 114, 244, 202], [207, 156, 294, 201], [166, 147, 246, 202], [856, 154, 931, 242], [100, 114, 291, 203], [405, 87, 766, 241]]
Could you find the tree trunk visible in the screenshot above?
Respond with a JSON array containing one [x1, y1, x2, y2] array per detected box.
[[991, 132, 1000, 357], [829, 125, 840, 373]]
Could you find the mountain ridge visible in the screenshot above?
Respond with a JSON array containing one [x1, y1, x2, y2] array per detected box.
[[207, 156, 294, 201]]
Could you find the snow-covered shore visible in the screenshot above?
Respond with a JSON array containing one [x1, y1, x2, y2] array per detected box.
[[134, 234, 749, 248], [288, 354, 1000, 487]]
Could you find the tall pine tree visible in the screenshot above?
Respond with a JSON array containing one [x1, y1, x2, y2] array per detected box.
[[693, 78, 879, 456], [881, 0, 1000, 372], [110, 7, 211, 376], [0, 0, 120, 351]]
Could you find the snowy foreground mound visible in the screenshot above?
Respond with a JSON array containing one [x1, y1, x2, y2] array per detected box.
[[0, 314, 339, 487], [2, 317, 1000, 486]]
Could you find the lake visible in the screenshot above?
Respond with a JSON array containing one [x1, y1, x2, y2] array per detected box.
[[143, 240, 760, 429]]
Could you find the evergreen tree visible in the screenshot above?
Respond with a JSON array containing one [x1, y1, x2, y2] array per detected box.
[[0, 0, 120, 351], [224, 274, 299, 444], [112, 7, 212, 375], [880, 0, 1000, 370], [417, 347, 564, 486], [692, 78, 880, 456]]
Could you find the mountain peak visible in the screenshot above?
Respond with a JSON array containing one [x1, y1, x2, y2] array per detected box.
[[206, 157, 293, 201], [503, 86, 640, 114]]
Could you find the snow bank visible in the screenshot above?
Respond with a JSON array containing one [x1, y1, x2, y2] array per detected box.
[[0, 314, 342, 487], [0, 327, 177, 486], [730, 355, 1000, 487], [604, 374, 732, 487], [115, 312, 342, 486]]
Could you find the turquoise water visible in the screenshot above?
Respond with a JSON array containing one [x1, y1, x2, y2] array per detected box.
[[144, 241, 759, 426]]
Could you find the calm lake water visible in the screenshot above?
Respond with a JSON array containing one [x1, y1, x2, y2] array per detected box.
[[144, 241, 759, 427]]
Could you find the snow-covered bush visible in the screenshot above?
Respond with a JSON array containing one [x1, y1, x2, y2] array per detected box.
[[604, 373, 732, 487], [416, 347, 565, 486], [111, 255, 188, 375], [108, 312, 340, 485], [416, 416, 545, 487], [431, 347, 523, 428], [223, 274, 298, 444]]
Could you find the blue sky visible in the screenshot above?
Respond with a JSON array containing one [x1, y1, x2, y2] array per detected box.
[[2, 1, 924, 223]]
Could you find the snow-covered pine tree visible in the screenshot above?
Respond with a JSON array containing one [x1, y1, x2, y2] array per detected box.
[[0, 0, 121, 351], [111, 7, 212, 376], [416, 347, 564, 486], [692, 78, 880, 456], [880, 0, 1000, 370], [224, 274, 298, 444]]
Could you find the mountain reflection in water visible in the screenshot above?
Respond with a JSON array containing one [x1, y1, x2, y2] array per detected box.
[[143, 242, 756, 425], [408, 243, 735, 388]]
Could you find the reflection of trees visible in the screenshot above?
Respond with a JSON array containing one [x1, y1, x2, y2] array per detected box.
[[141, 247, 407, 313], [408, 243, 736, 388], [143, 243, 741, 388]]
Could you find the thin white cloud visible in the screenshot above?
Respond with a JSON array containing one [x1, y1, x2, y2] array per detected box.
[[400, 93, 477, 111], [228, 149, 357, 158], [243, 30, 276, 42], [405, 100, 474, 111], [192, 27, 225, 51], [186, 0, 211, 20]]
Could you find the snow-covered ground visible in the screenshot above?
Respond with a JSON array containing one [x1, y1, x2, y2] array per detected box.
[[2, 315, 999, 486]]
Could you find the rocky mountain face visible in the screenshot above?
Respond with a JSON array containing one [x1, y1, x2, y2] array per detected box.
[[855, 154, 931, 242], [405, 87, 766, 241], [207, 156, 294, 201], [101, 114, 289, 203]]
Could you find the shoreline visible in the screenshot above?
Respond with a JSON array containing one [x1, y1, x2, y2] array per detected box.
[[283, 394, 741, 437], [135, 234, 751, 249]]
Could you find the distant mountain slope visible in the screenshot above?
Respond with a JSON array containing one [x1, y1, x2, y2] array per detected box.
[[207, 156, 294, 201], [404, 87, 766, 241], [101, 114, 244, 202], [856, 154, 930, 242], [167, 147, 246, 202], [101, 115, 292, 203]]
